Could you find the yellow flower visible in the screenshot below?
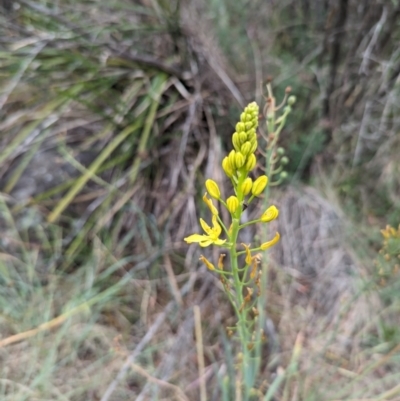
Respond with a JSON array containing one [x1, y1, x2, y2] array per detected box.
[[184, 215, 226, 247], [260, 232, 280, 250], [261, 205, 279, 222], [203, 193, 218, 215]]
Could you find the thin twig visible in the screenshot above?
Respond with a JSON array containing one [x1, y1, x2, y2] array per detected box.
[[194, 305, 207, 401]]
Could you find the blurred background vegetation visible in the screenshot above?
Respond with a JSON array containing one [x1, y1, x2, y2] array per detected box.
[[1, 0, 400, 400]]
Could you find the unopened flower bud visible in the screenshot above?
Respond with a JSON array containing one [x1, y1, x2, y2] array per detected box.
[[232, 132, 241, 151], [261, 205, 279, 222], [205, 179, 221, 199], [222, 156, 234, 177], [235, 152, 245, 168], [250, 140, 258, 154], [281, 156, 289, 165], [245, 153, 256, 171], [241, 141, 252, 156], [288, 95, 296, 106], [241, 177, 252, 195], [252, 175, 268, 196], [228, 150, 237, 170], [239, 132, 247, 144], [280, 171, 288, 180], [236, 122, 246, 132], [277, 147, 285, 156], [247, 128, 256, 137], [227, 196, 240, 214]]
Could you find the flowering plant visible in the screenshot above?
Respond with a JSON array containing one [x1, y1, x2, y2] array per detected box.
[[185, 85, 294, 399]]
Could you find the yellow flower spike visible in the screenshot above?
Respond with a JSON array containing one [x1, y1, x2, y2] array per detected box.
[[242, 243, 252, 265], [245, 153, 257, 171], [227, 196, 240, 214], [235, 152, 245, 168], [184, 215, 226, 247], [199, 255, 215, 271], [252, 175, 268, 196], [222, 156, 234, 177], [203, 193, 218, 215], [218, 254, 226, 269], [260, 232, 280, 250], [261, 205, 279, 222], [241, 177, 252, 196], [205, 179, 221, 200]]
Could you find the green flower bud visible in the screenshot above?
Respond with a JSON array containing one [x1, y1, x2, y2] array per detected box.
[[288, 95, 296, 106], [205, 179, 221, 199], [239, 132, 247, 144], [245, 122, 253, 131], [235, 152, 245, 168], [249, 135, 257, 145], [250, 140, 258, 154], [245, 153, 256, 171], [228, 150, 237, 170], [240, 112, 246, 122], [236, 122, 246, 132], [232, 132, 241, 151], [222, 156, 234, 177], [241, 141, 252, 157], [241, 177, 252, 195], [280, 171, 288, 180], [277, 147, 285, 156], [260, 205, 279, 222], [252, 175, 268, 196], [247, 128, 256, 137], [227, 196, 240, 214], [281, 156, 289, 165]]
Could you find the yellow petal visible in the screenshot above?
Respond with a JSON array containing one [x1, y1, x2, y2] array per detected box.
[[199, 239, 213, 247], [199, 255, 215, 270], [203, 193, 218, 215], [242, 243, 252, 265], [260, 232, 280, 250], [184, 234, 210, 244], [211, 215, 222, 236], [200, 218, 212, 235]]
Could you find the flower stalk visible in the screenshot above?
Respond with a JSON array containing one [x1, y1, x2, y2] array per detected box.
[[184, 89, 294, 399]]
